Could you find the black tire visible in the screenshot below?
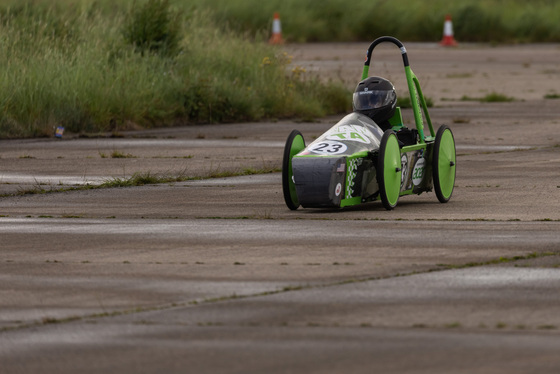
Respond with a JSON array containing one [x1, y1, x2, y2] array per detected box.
[[282, 130, 305, 210], [377, 130, 402, 210], [432, 125, 456, 203]]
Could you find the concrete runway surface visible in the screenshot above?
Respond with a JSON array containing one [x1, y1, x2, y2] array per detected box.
[[1, 43, 560, 373]]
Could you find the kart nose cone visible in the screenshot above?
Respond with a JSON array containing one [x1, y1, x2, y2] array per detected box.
[[292, 156, 346, 208]]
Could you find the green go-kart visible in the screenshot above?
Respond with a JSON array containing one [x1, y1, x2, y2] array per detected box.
[[282, 36, 456, 210]]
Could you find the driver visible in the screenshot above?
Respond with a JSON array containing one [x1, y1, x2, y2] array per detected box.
[[352, 76, 397, 131]]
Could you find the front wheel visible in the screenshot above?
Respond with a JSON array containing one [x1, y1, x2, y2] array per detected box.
[[432, 125, 456, 203], [377, 130, 402, 210], [282, 130, 305, 210]]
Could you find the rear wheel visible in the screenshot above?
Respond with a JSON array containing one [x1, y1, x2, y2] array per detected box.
[[282, 130, 305, 210], [432, 125, 456, 203], [377, 130, 402, 210]]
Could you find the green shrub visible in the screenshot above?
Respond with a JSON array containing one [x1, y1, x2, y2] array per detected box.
[[123, 0, 182, 56], [481, 93, 514, 102], [460, 93, 514, 102]]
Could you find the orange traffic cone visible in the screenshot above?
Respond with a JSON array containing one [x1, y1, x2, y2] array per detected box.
[[440, 14, 458, 46], [269, 12, 284, 45]]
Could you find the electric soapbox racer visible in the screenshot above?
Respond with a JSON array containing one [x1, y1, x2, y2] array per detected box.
[[282, 36, 456, 210]]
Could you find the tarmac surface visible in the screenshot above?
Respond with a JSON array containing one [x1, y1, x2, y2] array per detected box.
[[1, 43, 560, 373]]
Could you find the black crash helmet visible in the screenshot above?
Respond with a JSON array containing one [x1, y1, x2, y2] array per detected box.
[[352, 77, 397, 125]]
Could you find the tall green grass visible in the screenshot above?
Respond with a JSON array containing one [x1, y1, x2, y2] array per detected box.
[[3, 0, 558, 138], [0, 0, 350, 138], [192, 0, 560, 43]]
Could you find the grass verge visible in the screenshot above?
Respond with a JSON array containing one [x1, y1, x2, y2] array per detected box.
[[0, 1, 350, 138], [189, 0, 560, 43], [460, 93, 515, 103], [1, 166, 281, 197]]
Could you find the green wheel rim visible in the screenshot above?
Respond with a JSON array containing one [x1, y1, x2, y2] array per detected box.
[[282, 130, 305, 210], [378, 131, 401, 210], [433, 125, 456, 203]]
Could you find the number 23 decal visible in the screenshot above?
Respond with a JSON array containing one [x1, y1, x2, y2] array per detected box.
[[309, 141, 348, 155]]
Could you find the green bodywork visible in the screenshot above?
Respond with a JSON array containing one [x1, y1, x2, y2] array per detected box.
[[304, 55, 441, 208], [357, 38, 439, 204], [285, 37, 454, 210]]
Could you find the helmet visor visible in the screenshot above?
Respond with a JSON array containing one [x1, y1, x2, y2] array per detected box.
[[353, 90, 395, 111]]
